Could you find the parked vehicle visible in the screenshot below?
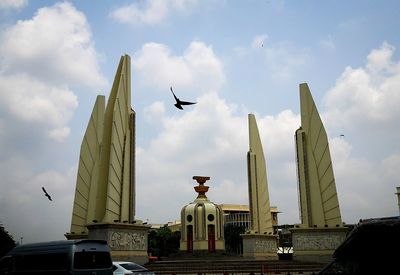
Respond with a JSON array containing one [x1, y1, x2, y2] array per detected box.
[[0, 239, 113, 274], [112, 261, 154, 275]]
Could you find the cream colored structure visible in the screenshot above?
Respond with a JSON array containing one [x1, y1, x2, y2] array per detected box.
[[295, 83, 342, 227], [66, 55, 149, 264], [180, 176, 225, 254], [292, 83, 347, 263], [68, 55, 136, 236], [242, 114, 277, 259], [247, 114, 274, 234]]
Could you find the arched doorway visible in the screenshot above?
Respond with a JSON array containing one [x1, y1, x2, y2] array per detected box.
[[187, 225, 193, 253], [208, 224, 216, 252]]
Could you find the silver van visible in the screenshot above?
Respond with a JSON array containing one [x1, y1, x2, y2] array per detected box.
[[0, 239, 113, 274]]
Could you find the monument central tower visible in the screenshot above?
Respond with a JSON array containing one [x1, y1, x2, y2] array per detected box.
[[180, 176, 225, 254]]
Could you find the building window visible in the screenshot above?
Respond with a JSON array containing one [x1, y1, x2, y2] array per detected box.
[[208, 214, 215, 222], [187, 215, 193, 222]]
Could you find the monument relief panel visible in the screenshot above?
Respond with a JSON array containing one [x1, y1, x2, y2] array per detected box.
[[109, 231, 147, 251]]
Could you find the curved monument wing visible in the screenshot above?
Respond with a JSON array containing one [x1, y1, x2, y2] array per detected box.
[[296, 83, 342, 227], [247, 114, 273, 234], [96, 55, 135, 223], [70, 95, 105, 234]]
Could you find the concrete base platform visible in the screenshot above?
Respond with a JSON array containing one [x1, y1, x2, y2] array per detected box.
[[290, 226, 349, 263], [241, 233, 278, 259], [145, 258, 325, 274], [87, 222, 151, 265]]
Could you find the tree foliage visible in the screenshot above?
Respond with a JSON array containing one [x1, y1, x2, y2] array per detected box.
[[148, 225, 180, 257], [224, 224, 245, 255], [0, 224, 16, 258]]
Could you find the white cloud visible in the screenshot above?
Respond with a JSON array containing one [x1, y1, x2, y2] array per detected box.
[[263, 41, 309, 80], [329, 138, 399, 222], [0, 1, 106, 89], [322, 42, 400, 222], [143, 101, 165, 123], [0, 157, 76, 243], [133, 41, 225, 92], [240, 35, 310, 81], [136, 41, 400, 225], [251, 34, 268, 49], [48, 127, 71, 142], [110, 0, 198, 26], [211, 179, 248, 205], [0, 2, 104, 242], [324, 41, 400, 129], [366, 41, 395, 73], [137, 92, 301, 224], [382, 154, 400, 180], [257, 110, 300, 159], [319, 35, 335, 50], [0, 2, 105, 143], [0, 74, 78, 128], [0, 0, 27, 10], [0, 73, 78, 144]]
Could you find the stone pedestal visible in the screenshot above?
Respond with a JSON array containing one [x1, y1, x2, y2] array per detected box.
[[290, 227, 349, 263], [87, 222, 151, 265], [241, 233, 278, 259]]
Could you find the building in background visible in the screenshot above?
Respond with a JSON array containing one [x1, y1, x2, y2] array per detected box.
[[220, 204, 279, 232]]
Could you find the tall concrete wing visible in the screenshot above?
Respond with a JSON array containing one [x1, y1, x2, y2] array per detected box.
[[69, 55, 136, 236], [247, 114, 273, 234], [96, 55, 135, 223], [295, 83, 342, 227], [70, 95, 105, 234]]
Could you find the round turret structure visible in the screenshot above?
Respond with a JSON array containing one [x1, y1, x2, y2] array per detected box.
[[180, 176, 225, 254]]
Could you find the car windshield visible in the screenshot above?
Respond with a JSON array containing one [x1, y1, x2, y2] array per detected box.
[[120, 263, 147, 271], [74, 251, 112, 269]]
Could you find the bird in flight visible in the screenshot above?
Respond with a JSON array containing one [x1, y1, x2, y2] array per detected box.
[[340, 134, 345, 138], [42, 186, 52, 201], [170, 87, 196, 110]]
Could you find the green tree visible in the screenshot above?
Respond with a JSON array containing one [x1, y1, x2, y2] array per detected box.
[[224, 224, 245, 255], [0, 224, 16, 258], [148, 225, 181, 257]]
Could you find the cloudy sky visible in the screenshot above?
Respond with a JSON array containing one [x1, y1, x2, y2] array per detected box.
[[1, 0, 400, 244]]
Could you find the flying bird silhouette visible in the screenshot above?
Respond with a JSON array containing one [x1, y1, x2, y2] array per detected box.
[[42, 186, 52, 201], [170, 87, 196, 110]]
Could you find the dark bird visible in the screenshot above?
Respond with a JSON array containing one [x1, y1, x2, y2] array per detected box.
[[170, 87, 196, 110], [340, 134, 345, 138], [42, 186, 52, 201]]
